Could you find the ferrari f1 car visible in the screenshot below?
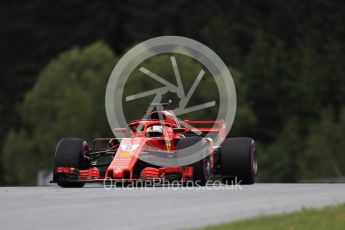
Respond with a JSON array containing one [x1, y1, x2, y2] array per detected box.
[[52, 105, 258, 187]]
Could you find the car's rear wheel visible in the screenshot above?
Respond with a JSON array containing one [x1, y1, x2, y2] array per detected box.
[[220, 137, 258, 185], [54, 138, 90, 188], [175, 137, 211, 186]]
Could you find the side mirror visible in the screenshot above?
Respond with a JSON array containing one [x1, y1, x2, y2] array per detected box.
[[113, 128, 128, 137], [172, 128, 186, 134]]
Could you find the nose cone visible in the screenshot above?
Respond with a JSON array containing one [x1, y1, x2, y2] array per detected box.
[[112, 169, 124, 179]]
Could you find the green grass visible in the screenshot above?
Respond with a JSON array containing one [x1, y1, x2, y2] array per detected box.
[[197, 204, 345, 230]]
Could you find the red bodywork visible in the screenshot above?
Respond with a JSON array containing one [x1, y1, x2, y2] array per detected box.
[[56, 110, 225, 182]]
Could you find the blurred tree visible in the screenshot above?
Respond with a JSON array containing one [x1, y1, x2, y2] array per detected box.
[[123, 53, 220, 122], [259, 118, 304, 182], [243, 30, 291, 142], [229, 69, 257, 137], [302, 108, 345, 180], [2, 42, 116, 185]]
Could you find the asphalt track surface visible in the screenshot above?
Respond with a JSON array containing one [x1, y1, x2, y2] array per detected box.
[[1, 183, 345, 230]]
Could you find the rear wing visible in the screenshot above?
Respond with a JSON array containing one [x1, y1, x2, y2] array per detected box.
[[181, 119, 226, 140]]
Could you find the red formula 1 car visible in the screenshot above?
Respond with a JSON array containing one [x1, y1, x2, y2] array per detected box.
[[52, 106, 258, 187]]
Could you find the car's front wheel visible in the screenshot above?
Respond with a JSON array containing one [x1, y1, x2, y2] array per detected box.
[[54, 138, 90, 188]]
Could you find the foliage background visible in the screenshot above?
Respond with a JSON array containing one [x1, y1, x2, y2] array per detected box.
[[1, 0, 345, 185]]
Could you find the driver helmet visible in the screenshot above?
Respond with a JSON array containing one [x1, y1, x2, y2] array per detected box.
[[146, 125, 163, 137]]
